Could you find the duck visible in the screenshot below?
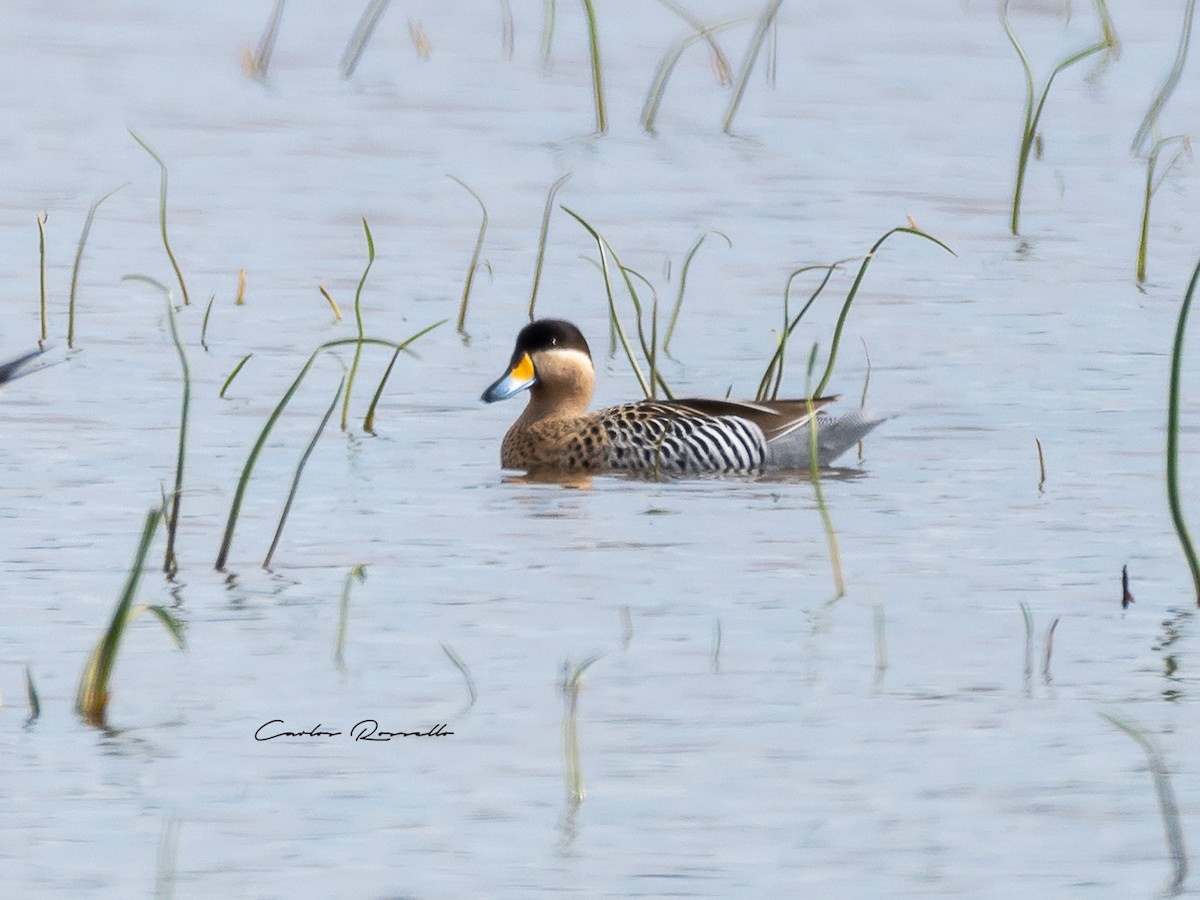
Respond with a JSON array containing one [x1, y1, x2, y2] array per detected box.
[[481, 319, 882, 475]]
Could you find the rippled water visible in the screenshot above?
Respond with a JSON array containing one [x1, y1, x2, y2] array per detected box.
[[2, 1, 1199, 896]]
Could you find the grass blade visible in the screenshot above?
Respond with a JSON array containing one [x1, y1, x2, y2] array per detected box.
[[756, 262, 843, 402], [334, 565, 367, 668], [244, 0, 286, 81], [319, 285, 344, 320], [1042, 616, 1059, 684], [36, 212, 48, 349], [129, 130, 190, 306], [1020, 602, 1034, 691], [579, 0, 607, 133], [562, 655, 602, 805], [200, 294, 215, 351], [162, 293, 191, 576], [76, 509, 185, 727], [528, 173, 571, 321], [806, 347, 844, 600], [653, 0, 734, 83], [24, 665, 40, 725], [1100, 712, 1189, 891], [362, 345, 401, 434], [561, 207, 651, 397], [813, 227, 954, 397], [263, 376, 345, 570], [1137, 136, 1193, 284], [541, 0, 557, 63], [220, 353, 253, 399], [1001, 0, 1114, 235], [441, 643, 478, 707], [215, 326, 442, 571], [69, 183, 128, 349], [341, 217, 374, 431], [663, 231, 730, 353], [121, 274, 190, 576], [499, 0, 514, 59], [642, 18, 748, 133], [721, 0, 783, 134], [1167, 258, 1200, 606], [340, 0, 392, 79], [448, 176, 488, 337], [155, 818, 181, 900], [1131, 0, 1194, 154]]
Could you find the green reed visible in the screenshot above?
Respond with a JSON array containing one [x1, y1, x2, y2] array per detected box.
[[1041, 616, 1059, 684], [813, 227, 953, 397], [1131, 0, 1194, 154], [341, 217, 374, 431], [541, 0, 557, 62], [1100, 712, 1189, 891], [155, 818, 181, 900], [199, 295, 216, 351], [806, 346, 844, 600], [662, 231, 729, 354], [499, 0, 514, 59], [642, 17, 746, 134], [722, 0, 783, 134], [756, 263, 842, 402], [1019, 602, 1034, 690], [562, 654, 602, 805], [1167, 258, 1200, 606], [129, 130, 190, 306], [215, 325, 441, 571], [245, 0, 285, 81], [263, 376, 345, 570], [36, 212, 48, 348], [334, 565, 366, 669], [654, 0, 733, 81], [1137, 136, 1192, 284], [76, 509, 186, 727], [120, 275, 190, 576], [162, 293, 190, 576], [618, 606, 634, 647], [442, 643, 478, 707], [219, 353, 253, 398], [362, 345, 401, 434], [528, 173, 571, 321], [449, 177, 488, 337], [340, 0, 391, 79], [562, 208, 651, 395], [1001, 0, 1114, 235], [68, 183, 128, 349], [319, 285, 343, 321], [872, 602, 888, 688], [24, 665, 40, 725], [579, 0, 607, 133]]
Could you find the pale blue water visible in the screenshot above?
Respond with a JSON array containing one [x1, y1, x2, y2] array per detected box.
[[1, 1, 1198, 897]]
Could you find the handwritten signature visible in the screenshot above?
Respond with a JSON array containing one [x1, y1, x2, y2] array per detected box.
[[255, 720, 453, 742]]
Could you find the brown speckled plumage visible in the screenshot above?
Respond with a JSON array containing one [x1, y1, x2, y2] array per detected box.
[[482, 319, 879, 475]]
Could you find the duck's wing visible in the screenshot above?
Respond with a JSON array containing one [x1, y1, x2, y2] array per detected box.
[[0, 349, 45, 386], [661, 396, 841, 442]]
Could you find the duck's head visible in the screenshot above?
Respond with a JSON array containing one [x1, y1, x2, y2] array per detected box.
[[481, 319, 594, 416]]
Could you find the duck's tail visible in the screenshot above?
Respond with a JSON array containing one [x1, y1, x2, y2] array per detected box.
[[0, 349, 47, 387], [765, 410, 886, 468]]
